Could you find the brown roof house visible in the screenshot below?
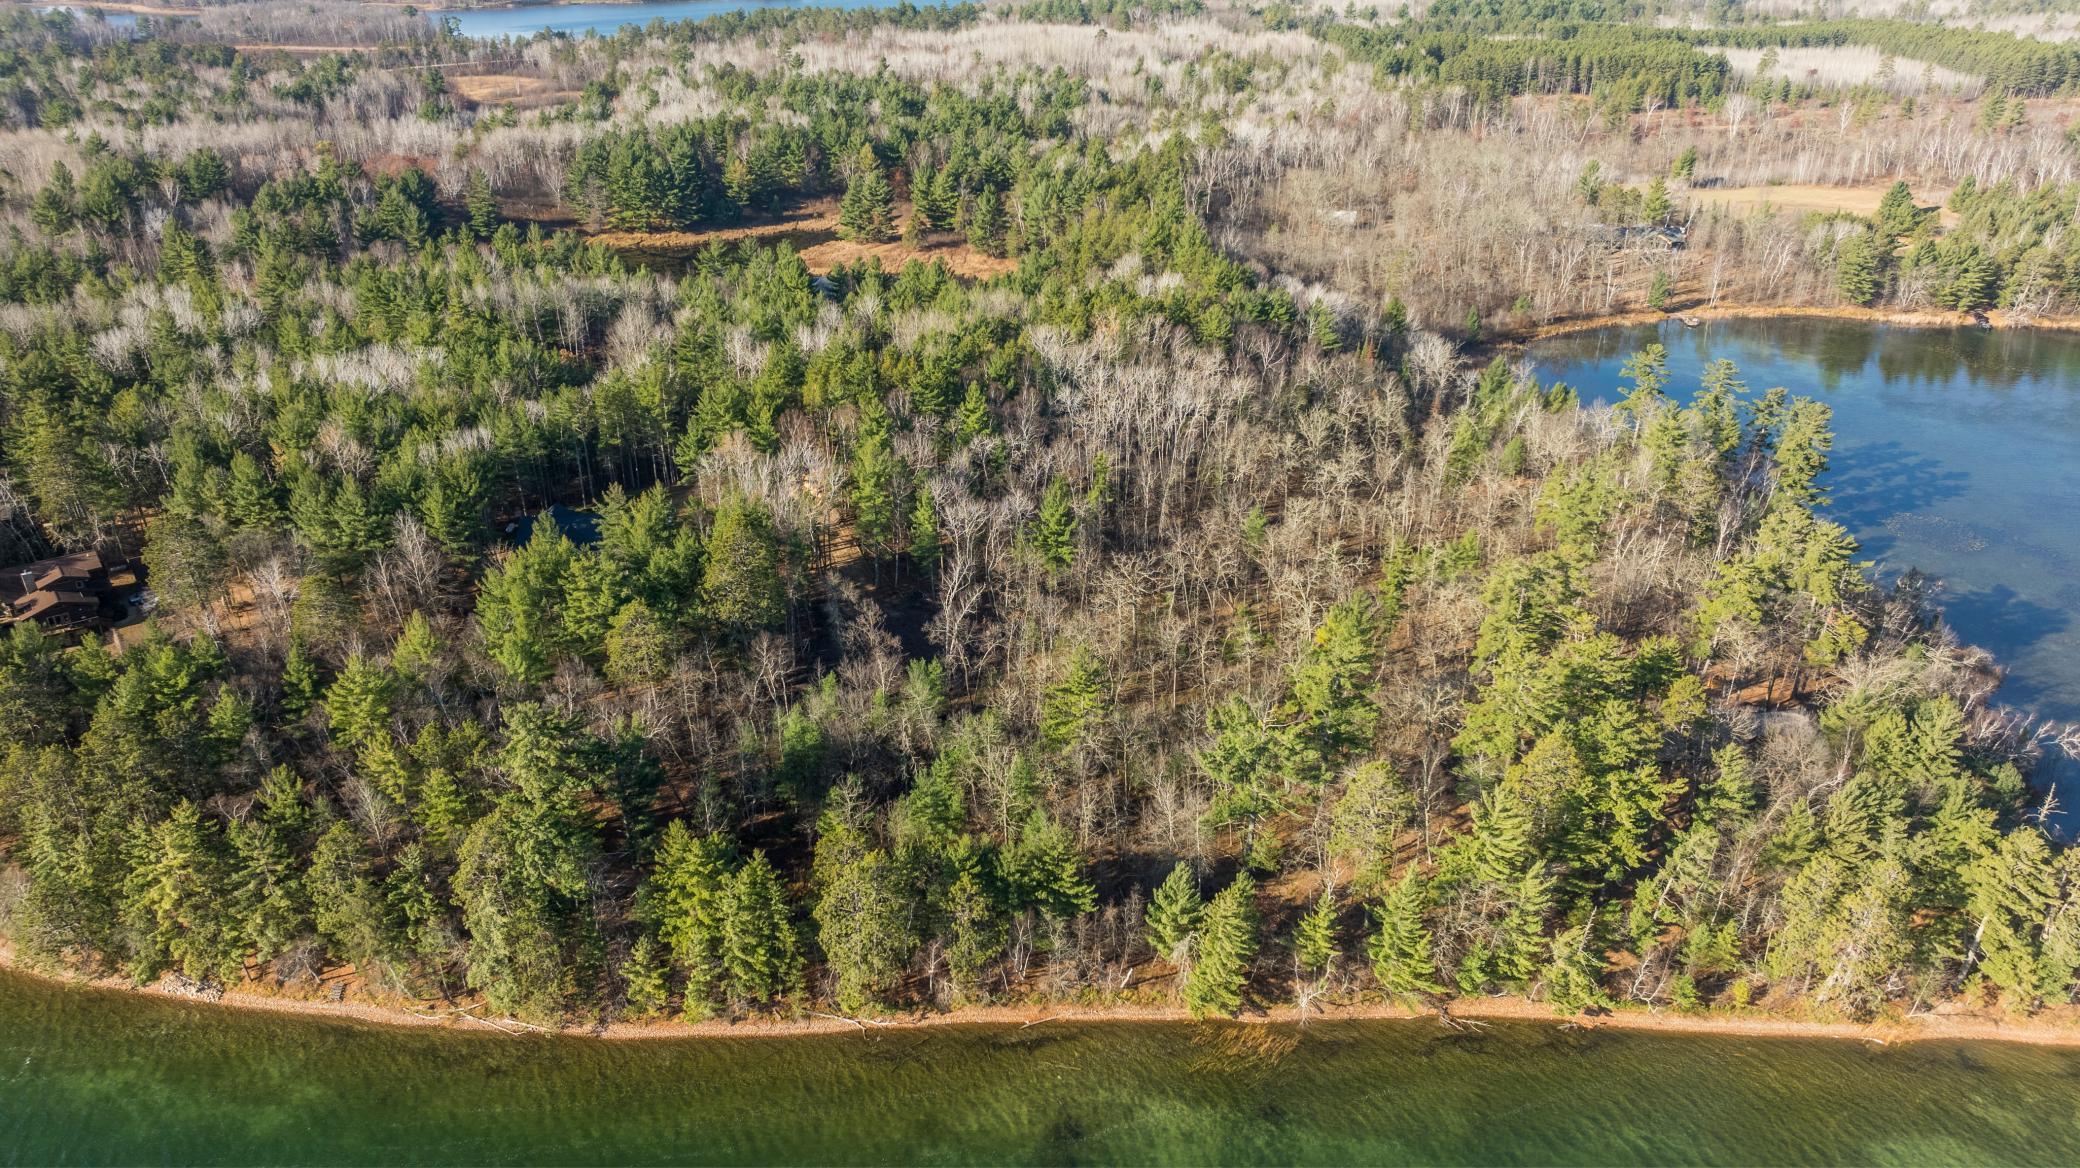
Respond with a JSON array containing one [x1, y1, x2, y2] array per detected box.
[[0, 550, 134, 633]]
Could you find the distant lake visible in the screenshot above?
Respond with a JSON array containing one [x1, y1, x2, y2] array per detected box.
[[6, 968, 2080, 1164], [443, 0, 902, 39], [39, 5, 141, 29], [1532, 319, 2080, 821]]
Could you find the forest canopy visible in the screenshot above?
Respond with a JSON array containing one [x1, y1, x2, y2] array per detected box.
[[0, 0, 2074, 1029]]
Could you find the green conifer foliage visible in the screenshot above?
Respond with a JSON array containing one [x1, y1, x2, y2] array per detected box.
[[703, 499, 788, 636], [1145, 862, 1204, 965], [1184, 874, 1258, 1017], [721, 851, 803, 1005], [1369, 868, 1446, 1002], [1295, 888, 1340, 975], [838, 146, 897, 243]]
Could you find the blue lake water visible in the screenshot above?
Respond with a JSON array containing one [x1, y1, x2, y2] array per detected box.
[[1532, 318, 2080, 818], [40, 5, 140, 29], [444, 0, 900, 39]]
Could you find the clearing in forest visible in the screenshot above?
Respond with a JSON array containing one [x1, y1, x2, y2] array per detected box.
[[448, 73, 579, 109], [1691, 182, 1959, 227], [592, 202, 1017, 280]]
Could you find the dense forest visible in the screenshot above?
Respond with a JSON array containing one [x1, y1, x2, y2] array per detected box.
[[0, 0, 2078, 1028]]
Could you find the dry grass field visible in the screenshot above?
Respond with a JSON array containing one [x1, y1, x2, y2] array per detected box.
[[1688, 182, 1960, 227], [589, 202, 1018, 279], [448, 73, 580, 110]]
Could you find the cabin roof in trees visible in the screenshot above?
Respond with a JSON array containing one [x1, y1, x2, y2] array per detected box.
[[0, 550, 131, 631]]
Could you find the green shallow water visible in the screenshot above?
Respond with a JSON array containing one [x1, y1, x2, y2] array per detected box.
[[5, 973, 2080, 1165]]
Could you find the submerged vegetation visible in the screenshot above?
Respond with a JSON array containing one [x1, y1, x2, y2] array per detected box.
[[0, 0, 2078, 1032]]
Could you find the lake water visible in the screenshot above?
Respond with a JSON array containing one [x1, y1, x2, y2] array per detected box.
[[444, 0, 900, 40], [4, 969, 2079, 1165], [40, 5, 140, 29], [1531, 319, 2080, 820]]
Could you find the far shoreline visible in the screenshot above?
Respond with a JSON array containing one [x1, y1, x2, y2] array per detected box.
[[10, 947, 2080, 1050], [1503, 302, 2080, 345]]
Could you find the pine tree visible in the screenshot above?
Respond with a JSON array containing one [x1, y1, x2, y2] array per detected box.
[[1874, 180, 1920, 239], [1671, 146, 1698, 179], [225, 452, 282, 531], [1010, 812, 1097, 922], [1145, 862, 1204, 965], [1039, 644, 1109, 752], [1027, 477, 1078, 573], [720, 851, 803, 1005], [812, 835, 913, 1014], [419, 459, 487, 553], [703, 498, 787, 636], [1773, 399, 1834, 506], [1295, 888, 1339, 976], [1308, 303, 1344, 353], [179, 148, 230, 202], [466, 169, 500, 241], [1491, 866, 1557, 988], [326, 477, 391, 560], [849, 420, 901, 556], [124, 800, 240, 983], [391, 611, 441, 682], [1617, 343, 1671, 418], [1575, 159, 1603, 205], [838, 145, 896, 243], [1382, 296, 1409, 338], [455, 804, 593, 1018], [1964, 830, 2058, 1008], [943, 866, 1008, 993], [383, 843, 448, 963], [1642, 177, 1673, 224], [967, 185, 1006, 256], [644, 821, 733, 1006], [1369, 868, 1445, 1002], [227, 816, 305, 964], [325, 654, 397, 753], [954, 382, 994, 443], [306, 820, 395, 980], [620, 933, 672, 1019], [1198, 697, 1292, 847], [605, 599, 675, 687], [911, 163, 958, 230], [1648, 270, 1672, 310], [279, 640, 323, 722], [907, 487, 941, 568], [30, 163, 76, 236], [1184, 874, 1258, 1017], [1541, 920, 1613, 1012], [142, 512, 231, 619], [1289, 593, 1382, 763], [1836, 229, 1884, 305], [909, 347, 961, 417]]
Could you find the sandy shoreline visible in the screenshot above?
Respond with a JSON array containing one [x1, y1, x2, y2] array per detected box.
[[1508, 302, 2080, 343], [10, 948, 2080, 1048]]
